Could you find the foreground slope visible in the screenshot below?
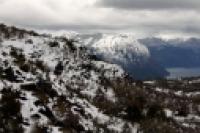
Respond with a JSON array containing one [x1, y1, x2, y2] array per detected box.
[[0, 24, 132, 132]]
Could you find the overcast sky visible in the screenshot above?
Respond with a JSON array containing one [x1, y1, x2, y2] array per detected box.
[[0, 0, 200, 38]]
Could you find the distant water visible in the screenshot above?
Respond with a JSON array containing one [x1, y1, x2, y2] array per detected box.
[[167, 67, 200, 79]]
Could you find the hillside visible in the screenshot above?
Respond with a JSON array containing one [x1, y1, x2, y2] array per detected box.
[[0, 24, 199, 133]]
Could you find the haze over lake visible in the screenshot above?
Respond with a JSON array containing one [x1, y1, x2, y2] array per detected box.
[[167, 67, 200, 79]]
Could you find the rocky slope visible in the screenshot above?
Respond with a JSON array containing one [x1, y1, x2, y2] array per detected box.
[[0, 24, 199, 133], [0, 24, 130, 132]]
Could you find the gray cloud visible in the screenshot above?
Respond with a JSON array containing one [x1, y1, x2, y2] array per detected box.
[[0, 0, 200, 38], [97, 0, 200, 10]]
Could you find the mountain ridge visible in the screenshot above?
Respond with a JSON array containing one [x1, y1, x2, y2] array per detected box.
[[74, 33, 169, 80]]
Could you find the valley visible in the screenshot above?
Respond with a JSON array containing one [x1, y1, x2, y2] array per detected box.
[[0, 24, 199, 133]]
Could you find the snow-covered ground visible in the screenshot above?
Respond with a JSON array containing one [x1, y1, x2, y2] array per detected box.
[[0, 25, 139, 132]]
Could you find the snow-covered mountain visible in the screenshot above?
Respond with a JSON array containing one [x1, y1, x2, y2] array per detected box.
[[78, 33, 150, 62], [74, 33, 169, 80]]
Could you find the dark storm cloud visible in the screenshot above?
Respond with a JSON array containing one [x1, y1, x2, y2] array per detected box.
[[0, 0, 200, 38], [97, 0, 200, 10]]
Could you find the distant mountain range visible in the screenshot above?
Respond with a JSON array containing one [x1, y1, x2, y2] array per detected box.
[[52, 32, 200, 80], [139, 37, 200, 68]]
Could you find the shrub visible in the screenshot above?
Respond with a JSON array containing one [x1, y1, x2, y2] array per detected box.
[[125, 105, 143, 121], [1, 67, 18, 82], [93, 90, 119, 115], [31, 124, 48, 133], [140, 119, 177, 133], [146, 104, 166, 119], [18, 31, 25, 39], [54, 61, 64, 76], [175, 105, 189, 117], [88, 54, 100, 61], [28, 30, 39, 36], [19, 63, 31, 72], [192, 95, 200, 104], [10, 47, 26, 65], [25, 39, 33, 44], [64, 38, 77, 52], [36, 79, 57, 98], [0, 88, 23, 132], [20, 83, 37, 91], [35, 60, 49, 72], [48, 41, 59, 47], [0, 88, 21, 116], [156, 79, 169, 88], [61, 112, 85, 132]]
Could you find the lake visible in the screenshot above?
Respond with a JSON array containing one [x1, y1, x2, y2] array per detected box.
[[167, 67, 200, 79]]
